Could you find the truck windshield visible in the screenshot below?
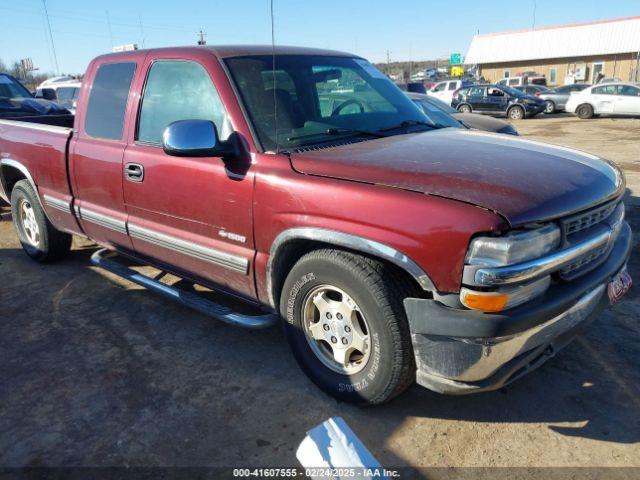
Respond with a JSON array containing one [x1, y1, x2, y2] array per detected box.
[[225, 55, 435, 151], [0, 74, 32, 99]]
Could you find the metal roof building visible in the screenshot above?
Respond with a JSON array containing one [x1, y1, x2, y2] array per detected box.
[[465, 16, 640, 86]]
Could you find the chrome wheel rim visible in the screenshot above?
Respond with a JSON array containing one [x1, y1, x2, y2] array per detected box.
[[544, 101, 554, 113], [510, 108, 523, 119], [301, 285, 371, 375], [19, 199, 40, 247]]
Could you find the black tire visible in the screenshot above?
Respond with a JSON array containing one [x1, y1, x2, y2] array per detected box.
[[280, 249, 416, 405], [507, 105, 525, 120], [457, 104, 472, 113], [10, 180, 71, 262], [576, 104, 594, 119], [544, 100, 556, 114]]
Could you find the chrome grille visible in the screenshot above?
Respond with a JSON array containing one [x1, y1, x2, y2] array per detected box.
[[560, 244, 609, 276], [561, 201, 618, 236]]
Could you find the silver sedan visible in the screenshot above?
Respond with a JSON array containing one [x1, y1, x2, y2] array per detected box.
[[539, 83, 591, 113]]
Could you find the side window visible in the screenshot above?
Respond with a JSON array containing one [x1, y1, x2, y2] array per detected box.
[[509, 79, 519, 86], [137, 60, 231, 145], [447, 82, 457, 90], [592, 85, 616, 95], [56, 87, 74, 102], [433, 82, 447, 92], [619, 85, 640, 96], [468, 87, 485, 96], [85, 62, 136, 140]]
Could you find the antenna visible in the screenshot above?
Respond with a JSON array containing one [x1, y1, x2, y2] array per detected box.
[[270, 0, 278, 153], [106, 10, 114, 48], [41, 0, 59, 75], [139, 15, 146, 48]]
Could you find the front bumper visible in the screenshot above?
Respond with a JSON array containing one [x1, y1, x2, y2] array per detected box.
[[404, 221, 632, 394], [524, 103, 545, 116]]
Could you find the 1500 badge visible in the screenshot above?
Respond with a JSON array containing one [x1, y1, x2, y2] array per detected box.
[[218, 230, 247, 243]]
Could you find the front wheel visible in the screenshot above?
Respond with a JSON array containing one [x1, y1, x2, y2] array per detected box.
[[507, 105, 525, 120], [10, 180, 71, 262], [457, 104, 472, 113], [280, 249, 416, 404]]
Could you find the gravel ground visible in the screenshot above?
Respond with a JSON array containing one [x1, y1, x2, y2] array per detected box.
[[0, 115, 638, 476]]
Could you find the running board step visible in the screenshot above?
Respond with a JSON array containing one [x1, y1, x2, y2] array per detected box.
[[90, 248, 278, 329]]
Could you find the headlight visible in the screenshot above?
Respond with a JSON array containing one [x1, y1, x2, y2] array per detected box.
[[465, 224, 561, 267], [462, 224, 560, 312]]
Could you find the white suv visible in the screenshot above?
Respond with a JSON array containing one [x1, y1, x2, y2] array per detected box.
[[426, 80, 474, 105]]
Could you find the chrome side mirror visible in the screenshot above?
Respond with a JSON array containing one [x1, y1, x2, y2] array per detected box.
[[162, 120, 235, 157]]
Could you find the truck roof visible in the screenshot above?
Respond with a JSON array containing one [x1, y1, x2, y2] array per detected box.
[[93, 45, 357, 62]]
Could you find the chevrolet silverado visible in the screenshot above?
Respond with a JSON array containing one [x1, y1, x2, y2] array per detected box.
[[0, 46, 632, 404]]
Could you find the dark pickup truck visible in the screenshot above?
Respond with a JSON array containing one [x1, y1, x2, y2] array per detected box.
[[0, 46, 632, 404]]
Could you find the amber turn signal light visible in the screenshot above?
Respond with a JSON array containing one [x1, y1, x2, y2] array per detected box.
[[460, 289, 509, 312]]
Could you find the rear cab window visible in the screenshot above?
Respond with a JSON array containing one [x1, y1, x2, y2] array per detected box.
[[85, 62, 136, 140]]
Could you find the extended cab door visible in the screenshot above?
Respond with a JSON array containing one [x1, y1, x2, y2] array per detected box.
[[70, 57, 142, 250], [121, 53, 256, 298]]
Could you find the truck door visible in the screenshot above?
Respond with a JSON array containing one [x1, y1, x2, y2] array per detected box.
[[121, 55, 256, 298], [71, 59, 141, 251]]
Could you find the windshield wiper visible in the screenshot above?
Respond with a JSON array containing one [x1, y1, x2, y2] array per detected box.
[[378, 119, 439, 132], [287, 127, 387, 142]]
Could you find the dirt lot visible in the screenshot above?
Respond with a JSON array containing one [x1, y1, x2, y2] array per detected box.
[[1, 115, 639, 475]]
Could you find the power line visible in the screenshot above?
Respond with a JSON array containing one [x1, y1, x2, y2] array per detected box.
[[41, 0, 59, 74]]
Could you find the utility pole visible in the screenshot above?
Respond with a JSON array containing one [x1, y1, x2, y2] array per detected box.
[[386, 50, 390, 73], [41, 0, 59, 75], [197, 29, 207, 45]]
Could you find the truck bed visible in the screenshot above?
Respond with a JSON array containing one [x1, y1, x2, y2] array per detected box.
[[0, 118, 74, 213]]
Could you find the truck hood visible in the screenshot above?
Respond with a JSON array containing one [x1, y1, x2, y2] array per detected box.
[[289, 129, 624, 226]]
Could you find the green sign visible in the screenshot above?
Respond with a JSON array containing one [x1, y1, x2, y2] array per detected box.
[[450, 53, 462, 65]]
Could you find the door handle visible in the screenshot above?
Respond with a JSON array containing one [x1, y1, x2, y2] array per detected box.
[[125, 163, 144, 182]]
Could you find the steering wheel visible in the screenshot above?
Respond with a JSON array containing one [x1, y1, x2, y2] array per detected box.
[[331, 98, 367, 116]]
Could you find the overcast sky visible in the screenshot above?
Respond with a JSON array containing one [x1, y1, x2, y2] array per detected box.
[[1, 0, 638, 75]]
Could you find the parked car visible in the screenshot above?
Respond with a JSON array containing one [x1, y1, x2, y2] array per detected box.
[[408, 92, 519, 135], [565, 82, 640, 119], [35, 80, 82, 114], [0, 72, 71, 120], [539, 83, 592, 114], [36, 75, 75, 90], [452, 84, 545, 119], [426, 79, 474, 104], [498, 75, 547, 87], [514, 85, 550, 97], [0, 46, 632, 404]]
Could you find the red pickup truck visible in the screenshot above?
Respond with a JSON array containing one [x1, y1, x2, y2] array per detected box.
[[0, 46, 632, 404]]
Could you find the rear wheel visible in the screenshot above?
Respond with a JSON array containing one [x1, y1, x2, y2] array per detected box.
[[544, 100, 556, 114], [507, 105, 525, 120], [10, 180, 71, 262], [457, 104, 472, 114], [280, 249, 416, 404], [576, 104, 594, 119]]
